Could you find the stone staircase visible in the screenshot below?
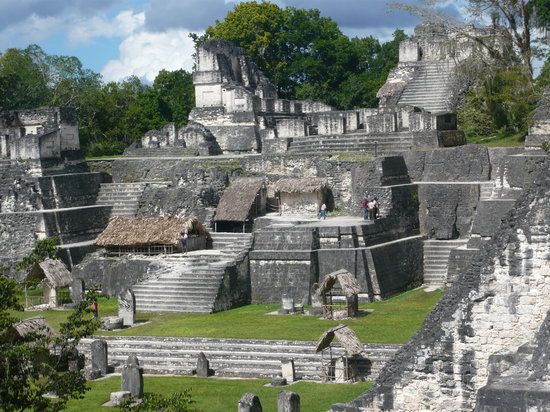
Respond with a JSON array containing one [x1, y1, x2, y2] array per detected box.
[[479, 182, 495, 200], [397, 62, 457, 113], [132, 233, 253, 313], [287, 132, 414, 155], [423, 239, 468, 287], [202, 207, 216, 229], [96, 183, 146, 217], [78, 335, 402, 381], [124, 146, 200, 157]]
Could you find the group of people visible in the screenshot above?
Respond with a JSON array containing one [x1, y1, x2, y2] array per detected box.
[[362, 196, 380, 220]]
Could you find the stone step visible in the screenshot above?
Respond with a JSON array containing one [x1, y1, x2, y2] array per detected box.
[[78, 337, 401, 379]]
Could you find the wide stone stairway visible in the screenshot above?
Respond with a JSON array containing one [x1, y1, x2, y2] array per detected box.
[[78, 335, 401, 381], [287, 132, 414, 155], [423, 239, 468, 287], [96, 182, 146, 217], [397, 62, 456, 113], [132, 233, 253, 313]]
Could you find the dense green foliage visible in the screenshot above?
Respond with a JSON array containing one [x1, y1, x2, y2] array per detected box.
[[205, 1, 405, 109], [0, 46, 195, 156], [0, 243, 100, 411]]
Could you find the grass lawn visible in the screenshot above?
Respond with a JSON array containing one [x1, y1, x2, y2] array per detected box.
[[466, 130, 526, 147], [64, 376, 372, 412], [15, 288, 443, 344]]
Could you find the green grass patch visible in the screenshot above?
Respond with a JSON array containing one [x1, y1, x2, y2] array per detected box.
[[85, 155, 121, 160], [64, 376, 372, 412], [466, 130, 526, 147], [14, 289, 443, 344]]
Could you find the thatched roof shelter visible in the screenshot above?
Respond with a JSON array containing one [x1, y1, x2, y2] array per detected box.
[[214, 177, 265, 222], [274, 177, 328, 194], [3, 316, 56, 343], [317, 269, 362, 298], [27, 258, 72, 288], [315, 324, 363, 355], [95, 216, 210, 247]]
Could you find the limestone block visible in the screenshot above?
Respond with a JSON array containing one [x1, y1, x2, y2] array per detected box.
[[399, 39, 420, 62], [121, 355, 143, 398], [109, 391, 131, 406], [196, 352, 209, 378], [281, 360, 296, 383], [118, 289, 136, 327], [278, 391, 300, 412], [90, 339, 108, 376], [70, 278, 85, 305], [238, 393, 263, 412], [276, 118, 306, 138]]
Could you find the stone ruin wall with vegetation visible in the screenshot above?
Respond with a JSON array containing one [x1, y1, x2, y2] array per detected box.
[[332, 157, 550, 411]]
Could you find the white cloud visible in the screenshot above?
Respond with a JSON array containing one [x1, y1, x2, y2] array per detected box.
[[67, 10, 145, 45], [101, 27, 197, 82], [0, 14, 65, 50]]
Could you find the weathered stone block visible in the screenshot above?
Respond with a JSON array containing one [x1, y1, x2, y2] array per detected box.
[[238, 393, 263, 412], [121, 355, 143, 398], [281, 360, 296, 383], [118, 289, 136, 327], [278, 390, 300, 412], [90, 339, 108, 376], [196, 352, 209, 378]]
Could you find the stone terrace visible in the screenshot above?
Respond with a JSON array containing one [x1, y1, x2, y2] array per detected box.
[[78, 336, 401, 381]]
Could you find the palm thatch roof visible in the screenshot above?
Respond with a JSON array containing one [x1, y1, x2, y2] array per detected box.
[[315, 324, 363, 355], [27, 258, 72, 288], [95, 216, 210, 247], [10, 316, 56, 340], [214, 177, 265, 222], [274, 177, 328, 194], [317, 269, 362, 298]]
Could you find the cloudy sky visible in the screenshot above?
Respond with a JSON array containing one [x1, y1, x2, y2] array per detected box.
[[0, 0, 463, 83]]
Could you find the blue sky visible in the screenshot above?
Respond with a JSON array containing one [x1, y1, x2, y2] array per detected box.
[[0, 0, 463, 83]]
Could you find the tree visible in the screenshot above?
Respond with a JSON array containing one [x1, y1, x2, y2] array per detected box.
[[0, 242, 100, 411], [0, 45, 50, 110], [204, 1, 404, 108], [153, 69, 195, 128]]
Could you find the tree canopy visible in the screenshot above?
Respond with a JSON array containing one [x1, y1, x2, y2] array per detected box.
[[0, 46, 195, 157], [204, 1, 405, 109], [0, 242, 100, 411]]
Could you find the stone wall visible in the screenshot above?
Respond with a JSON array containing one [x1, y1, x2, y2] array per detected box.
[[331, 157, 550, 412], [72, 255, 153, 296], [0, 212, 41, 279], [103, 154, 412, 218], [37, 172, 107, 209], [418, 183, 479, 239]]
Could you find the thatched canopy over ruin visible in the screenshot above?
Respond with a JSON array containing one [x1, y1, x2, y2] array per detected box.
[[214, 177, 265, 222], [274, 177, 328, 194], [317, 269, 362, 298], [95, 216, 210, 247], [3, 316, 56, 344], [27, 258, 71, 288], [315, 324, 363, 355]]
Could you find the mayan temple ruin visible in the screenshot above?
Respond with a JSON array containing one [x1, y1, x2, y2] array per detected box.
[[1, 21, 549, 411]]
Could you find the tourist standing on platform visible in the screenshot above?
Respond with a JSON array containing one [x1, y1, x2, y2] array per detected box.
[[374, 197, 380, 219], [318, 203, 327, 220], [180, 232, 188, 254], [362, 197, 369, 220], [368, 199, 375, 220]]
